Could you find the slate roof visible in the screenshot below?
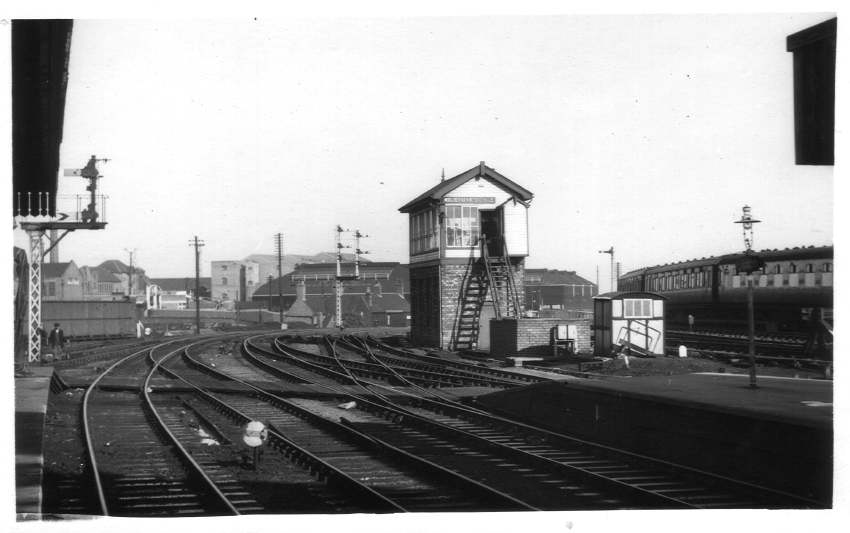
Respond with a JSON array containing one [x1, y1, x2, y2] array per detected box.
[[399, 162, 534, 213], [363, 293, 409, 313], [524, 269, 594, 286], [88, 266, 121, 283], [98, 259, 146, 275], [254, 263, 409, 297], [42, 262, 74, 278]]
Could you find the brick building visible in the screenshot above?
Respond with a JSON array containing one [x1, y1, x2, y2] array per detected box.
[[399, 162, 533, 350], [97, 259, 147, 300], [42, 261, 83, 301], [252, 262, 410, 327], [211, 260, 260, 302], [524, 268, 597, 314], [79, 265, 123, 300]]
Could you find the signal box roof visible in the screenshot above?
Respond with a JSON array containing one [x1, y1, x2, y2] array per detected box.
[[399, 162, 533, 213]]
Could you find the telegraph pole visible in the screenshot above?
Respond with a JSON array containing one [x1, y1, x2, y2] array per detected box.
[[124, 248, 137, 299], [189, 236, 205, 335], [275, 233, 284, 323]]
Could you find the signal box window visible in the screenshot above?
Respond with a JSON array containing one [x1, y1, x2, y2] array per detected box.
[[445, 205, 480, 247], [623, 298, 652, 318]]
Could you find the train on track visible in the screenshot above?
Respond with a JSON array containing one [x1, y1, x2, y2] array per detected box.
[[618, 245, 833, 333]]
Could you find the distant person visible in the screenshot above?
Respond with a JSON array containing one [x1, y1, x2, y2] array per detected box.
[[688, 314, 695, 332], [48, 323, 66, 360]]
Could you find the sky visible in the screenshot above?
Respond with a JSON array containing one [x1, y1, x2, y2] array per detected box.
[[32, 13, 837, 288]]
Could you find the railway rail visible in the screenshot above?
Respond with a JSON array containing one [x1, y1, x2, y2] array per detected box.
[[250, 335, 822, 509], [50, 330, 826, 515], [666, 329, 832, 367], [82, 339, 243, 516]]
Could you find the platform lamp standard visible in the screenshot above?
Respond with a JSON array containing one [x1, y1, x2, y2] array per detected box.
[[733, 206, 764, 389], [598, 247, 615, 293]]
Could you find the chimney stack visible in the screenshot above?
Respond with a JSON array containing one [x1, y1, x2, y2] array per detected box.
[[296, 280, 306, 302]]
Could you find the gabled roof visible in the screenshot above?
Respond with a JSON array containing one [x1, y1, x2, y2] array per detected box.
[[524, 269, 594, 286], [42, 261, 75, 278], [399, 162, 534, 213], [364, 293, 410, 313], [93, 267, 122, 283]]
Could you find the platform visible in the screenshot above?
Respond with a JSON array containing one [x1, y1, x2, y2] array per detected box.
[[475, 372, 833, 504], [15, 366, 54, 518]]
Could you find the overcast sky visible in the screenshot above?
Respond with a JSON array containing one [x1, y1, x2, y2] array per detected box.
[[49, 13, 834, 288]]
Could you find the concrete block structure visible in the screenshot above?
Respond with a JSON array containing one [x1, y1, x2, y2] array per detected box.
[[211, 260, 259, 302], [400, 162, 533, 350]]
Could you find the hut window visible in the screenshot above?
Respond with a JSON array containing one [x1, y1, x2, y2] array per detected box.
[[624, 298, 652, 318]]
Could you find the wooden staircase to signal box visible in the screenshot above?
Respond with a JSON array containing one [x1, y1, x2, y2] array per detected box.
[[453, 235, 523, 350]]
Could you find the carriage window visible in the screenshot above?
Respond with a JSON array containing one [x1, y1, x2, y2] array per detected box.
[[624, 298, 653, 318]]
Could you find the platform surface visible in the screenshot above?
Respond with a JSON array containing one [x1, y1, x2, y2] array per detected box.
[[524, 371, 833, 430], [15, 366, 54, 518]]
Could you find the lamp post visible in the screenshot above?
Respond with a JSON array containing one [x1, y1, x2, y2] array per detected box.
[[598, 247, 615, 292], [733, 205, 763, 389]]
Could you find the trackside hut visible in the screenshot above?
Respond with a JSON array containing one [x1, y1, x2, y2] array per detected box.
[[399, 162, 532, 349], [592, 291, 666, 357]]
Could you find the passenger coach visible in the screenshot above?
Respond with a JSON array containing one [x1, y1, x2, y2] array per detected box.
[[619, 246, 833, 332]]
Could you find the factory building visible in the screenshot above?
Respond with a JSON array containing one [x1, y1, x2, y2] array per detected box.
[[211, 260, 260, 302], [524, 269, 597, 315], [399, 162, 532, 350]]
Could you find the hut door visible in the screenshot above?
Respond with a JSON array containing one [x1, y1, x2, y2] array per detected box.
[[480, 209, 503, 257]]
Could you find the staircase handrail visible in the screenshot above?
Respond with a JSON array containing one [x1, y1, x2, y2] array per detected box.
[[501, 238, 522, 317], [480, 234, 503, 320]]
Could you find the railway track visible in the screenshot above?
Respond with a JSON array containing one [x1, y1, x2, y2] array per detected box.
[[66, 331, 825, 515], [245, 334, 821, 509], [82, 339, 245, 516], [666, 330, 831, 366], [170, 343, 536, 512]]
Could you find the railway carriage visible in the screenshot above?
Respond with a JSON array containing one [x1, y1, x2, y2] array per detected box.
[[619, 246, 833, 333]]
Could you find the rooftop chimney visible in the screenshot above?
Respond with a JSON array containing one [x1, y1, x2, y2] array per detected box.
[[296, 280, 306, 302]]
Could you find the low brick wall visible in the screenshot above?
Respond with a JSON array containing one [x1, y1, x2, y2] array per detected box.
[[489, 318, 591, 358]]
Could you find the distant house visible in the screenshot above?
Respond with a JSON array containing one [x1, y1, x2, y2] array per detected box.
[[98, 259, 147, 299], [42, 261, 83, 300], [79, 265, 124, 300], [524, 269, 597, 314]]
